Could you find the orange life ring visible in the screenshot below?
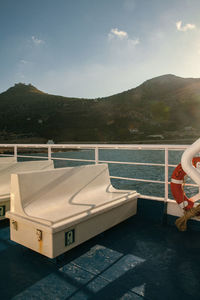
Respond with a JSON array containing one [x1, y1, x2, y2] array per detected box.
[[170, 157, 200, 210]]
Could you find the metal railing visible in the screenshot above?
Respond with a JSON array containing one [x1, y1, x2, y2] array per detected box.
[[0, 143, 194, 201]]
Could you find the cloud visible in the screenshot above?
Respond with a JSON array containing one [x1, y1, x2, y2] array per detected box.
[[107, 28, 139, 63], [176, 21, 196, 32], [108, 27, 139, 46], [108, 28, 128, 40], [31, 36, 45, 45], [108, 28, 139, 57]]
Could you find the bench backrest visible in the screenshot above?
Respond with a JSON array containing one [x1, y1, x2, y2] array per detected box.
[[0, 160, 54, 197], [10, 164, 110, 216], [0, 163, 16, 172], [0, 157, 16, 163]]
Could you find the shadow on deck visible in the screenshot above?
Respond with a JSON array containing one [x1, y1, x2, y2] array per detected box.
[[0, 216, 200, 300]]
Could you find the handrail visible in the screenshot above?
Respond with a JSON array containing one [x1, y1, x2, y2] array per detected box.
[[181, 137, 200, 185], [0, 143, 189, 149], [0, 143, 192, 201]]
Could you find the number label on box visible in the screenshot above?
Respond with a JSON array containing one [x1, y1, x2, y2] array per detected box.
[[0, 206, 5, 217], [65, 229, 75, 246]]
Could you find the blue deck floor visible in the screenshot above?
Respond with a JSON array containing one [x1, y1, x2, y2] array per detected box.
[[0, 216, 200, 300]]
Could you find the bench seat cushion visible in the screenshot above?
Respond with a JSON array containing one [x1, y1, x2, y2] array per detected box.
[[24, 186, 137, 224]]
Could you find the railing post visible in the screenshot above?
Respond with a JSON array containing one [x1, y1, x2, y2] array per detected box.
[[14, 145, 17, 160], [95, 147, 99, 164], [164, 148, 169, 201], [48, 146, 52, 160]]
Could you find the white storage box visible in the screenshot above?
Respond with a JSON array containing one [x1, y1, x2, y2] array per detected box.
[[6, 164, 139, 258]]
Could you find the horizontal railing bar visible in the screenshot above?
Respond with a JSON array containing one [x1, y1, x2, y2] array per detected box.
[[0, 143, 189, 150], [99, 160, 165, 167], [110, 176, 165, 184], [184, 183, 199, 187], [16, 155, 48, 160], [16, 155, 95, 163], [51, 157, 95, 162], [140, 195, 165, 201], [111, 176, 198, 187], [51, 158, 179, 169], [21, 155, 179, 169], [0, 154, 182, 170], [0, 153, 181, 169], [139, 196, 179, 202]]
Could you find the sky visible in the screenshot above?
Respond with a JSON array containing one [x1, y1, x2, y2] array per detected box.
[[1, 0, 200, 98]]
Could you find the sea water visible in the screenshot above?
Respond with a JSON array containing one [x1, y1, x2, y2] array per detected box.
[[18, 148, 198, 199]]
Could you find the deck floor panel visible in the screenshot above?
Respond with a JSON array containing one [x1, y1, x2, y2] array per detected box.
[[1, 217, 200, 299]]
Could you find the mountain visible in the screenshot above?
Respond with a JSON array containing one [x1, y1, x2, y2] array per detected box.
[[0, 75, 200, 143], [2, 83, 45, 96]]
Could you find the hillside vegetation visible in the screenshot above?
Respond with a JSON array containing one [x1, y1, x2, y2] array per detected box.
[[0, 74, 200, 143]]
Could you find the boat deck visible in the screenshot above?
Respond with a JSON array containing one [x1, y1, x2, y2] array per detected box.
[[1, 216, 200, 300]]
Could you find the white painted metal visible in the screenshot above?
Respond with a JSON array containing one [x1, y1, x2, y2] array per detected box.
[[95, 147, 99, 164], [171, 178, 183, 184], [111, 175, 164, 184], [0, 142, 192, 202], [179, 138, 200, 206], [167, 199, 200, 218], [6, 164, 139, 258], [99, 160, 165, 167], [14, 145, 17, 159], [165, 148, 169, 201], [0, 143, 189, 151], [51, 157, 94, 162], [48, 146, 51, 160], [0, 160, 54, 220], [181, 137, 200, 186]]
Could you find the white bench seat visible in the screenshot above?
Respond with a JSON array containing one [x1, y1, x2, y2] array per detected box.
[[25, 186, 136, 225], [6, 164, 139, 258]]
